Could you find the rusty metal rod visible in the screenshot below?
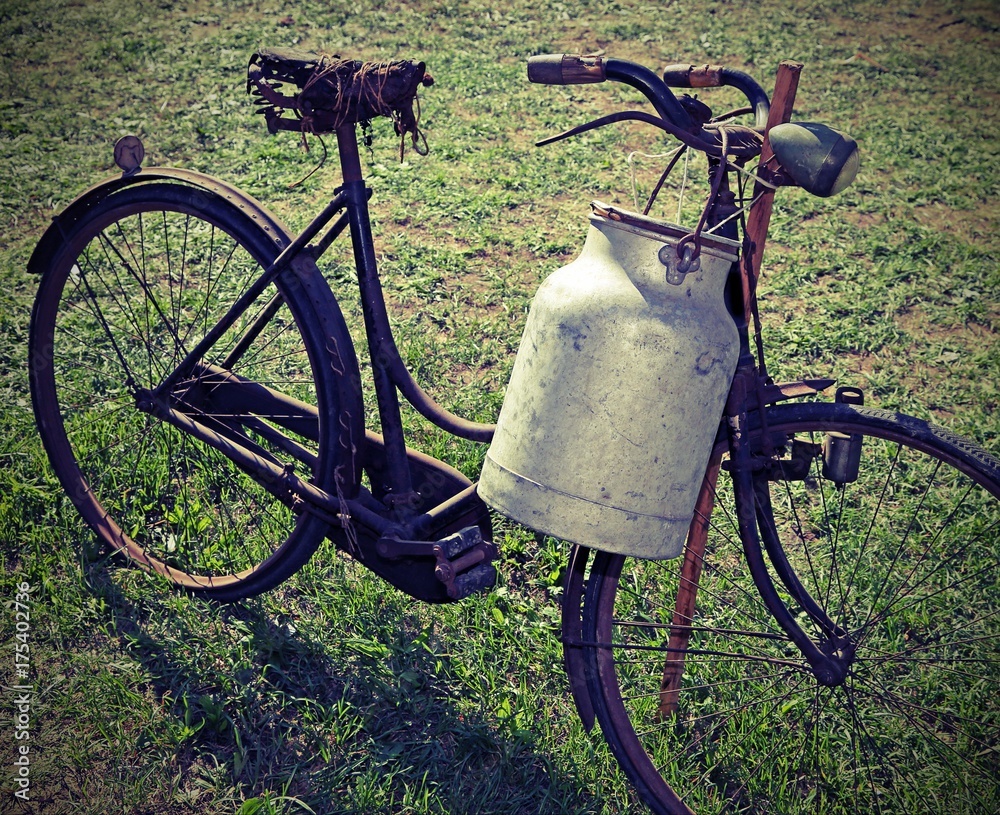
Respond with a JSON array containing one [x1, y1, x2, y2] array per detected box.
[[658, 451, 722, 719]]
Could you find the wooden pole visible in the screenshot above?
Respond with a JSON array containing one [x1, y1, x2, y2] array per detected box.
[[742, 60, 802, 323], [658, 453, 722, 719], [657, 61, 804, 720]]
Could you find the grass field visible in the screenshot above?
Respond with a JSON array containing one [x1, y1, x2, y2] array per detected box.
[[1, 0, 998, 813]]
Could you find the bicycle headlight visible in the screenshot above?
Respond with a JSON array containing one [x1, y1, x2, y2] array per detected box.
[[768, 122, 860, 197]]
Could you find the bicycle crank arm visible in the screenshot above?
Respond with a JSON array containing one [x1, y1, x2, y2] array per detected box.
[[322, 519, 498, 603]]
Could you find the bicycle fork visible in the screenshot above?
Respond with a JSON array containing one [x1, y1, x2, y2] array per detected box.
[[724, 353, 855, 687]]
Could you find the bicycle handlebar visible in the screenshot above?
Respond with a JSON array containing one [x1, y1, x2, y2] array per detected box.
[[527, 53, 771, 148], [526, 54, 606, 85], [528, 54, 696, 131]]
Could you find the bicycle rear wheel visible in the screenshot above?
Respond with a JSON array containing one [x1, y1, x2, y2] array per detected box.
[[579, 402, 1000, 814], [29, 180, 360, 600]]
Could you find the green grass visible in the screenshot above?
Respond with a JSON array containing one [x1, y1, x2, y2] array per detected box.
[[1, 0, 998, 813]]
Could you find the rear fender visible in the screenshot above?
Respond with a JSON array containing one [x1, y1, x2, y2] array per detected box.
[[28, 166, 291, 274]]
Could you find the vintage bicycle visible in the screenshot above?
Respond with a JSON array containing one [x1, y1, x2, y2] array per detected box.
[[27, 48, 1000, 814]]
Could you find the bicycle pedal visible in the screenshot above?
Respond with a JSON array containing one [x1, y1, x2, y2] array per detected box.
[[439, 525, 485, 559], [372, 526, 498, 601], [448, 563, 498, 601], [433, 527, 499, 600]]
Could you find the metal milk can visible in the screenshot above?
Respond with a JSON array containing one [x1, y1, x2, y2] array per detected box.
[[478, 203, 740, 559]]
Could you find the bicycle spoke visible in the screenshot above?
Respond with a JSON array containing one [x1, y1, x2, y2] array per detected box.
[[582, 406, 1000, 814], [99, 220, 189, 366]]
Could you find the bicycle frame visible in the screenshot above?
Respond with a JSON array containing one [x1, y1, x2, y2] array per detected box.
[[130, 57, 848, 678]]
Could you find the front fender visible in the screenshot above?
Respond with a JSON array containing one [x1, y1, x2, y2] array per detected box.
[[28, 166, 292, 274]]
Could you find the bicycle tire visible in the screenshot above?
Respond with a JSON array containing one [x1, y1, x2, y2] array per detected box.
[[578, 401, 1000, 815], [29, 180, 361, 600]]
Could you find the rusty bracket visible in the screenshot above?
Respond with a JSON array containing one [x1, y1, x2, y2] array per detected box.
[[754, 377, 836, 409], [763, 439, 823, 481]]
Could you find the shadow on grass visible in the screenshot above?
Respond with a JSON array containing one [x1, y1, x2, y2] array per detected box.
[[16, 556, 608, 815]]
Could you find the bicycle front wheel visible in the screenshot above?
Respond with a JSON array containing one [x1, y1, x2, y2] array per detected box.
[[29, 180, 360, 600], [580, 402, 1000, 815]]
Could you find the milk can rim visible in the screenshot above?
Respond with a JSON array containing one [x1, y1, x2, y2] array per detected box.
[[589, 200, 741, 261]]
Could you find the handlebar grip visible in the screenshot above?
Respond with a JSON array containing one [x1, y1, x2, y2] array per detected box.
[[527, 54, 606, 85], [662, 62, 770, 129], [661, 63, 723, 88]]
